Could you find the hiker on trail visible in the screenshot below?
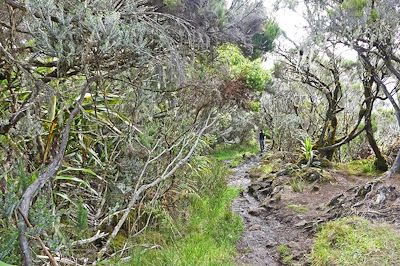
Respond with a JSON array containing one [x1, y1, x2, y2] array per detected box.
[[259, 129, 265, 153]]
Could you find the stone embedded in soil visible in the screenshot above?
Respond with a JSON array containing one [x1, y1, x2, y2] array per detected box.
[[249, 171, 263, 180], [248, 224, 262, 231], [261, 195, 281, 207], [294, 220, 308, 227], [265, 242, 277, 248], [312, 185, 320, 192], [248, 179, 275, 199], [248, 207, 266, 216], [295, 167, 333, 183]]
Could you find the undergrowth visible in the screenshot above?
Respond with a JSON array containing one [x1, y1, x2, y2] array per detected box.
[[311, 216, 400, 266], [114, 159, 244, 266], [277, 244, 294, 265], [125, 188, 243, 266]]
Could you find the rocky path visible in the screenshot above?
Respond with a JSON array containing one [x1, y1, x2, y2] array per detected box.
[[228, 153, 400, 266], [228, 156, 307, 266], [228, 155, 281, 266]]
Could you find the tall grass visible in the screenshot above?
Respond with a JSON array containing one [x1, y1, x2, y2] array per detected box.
[[337, 159, 381, 176], [119, 160, 244, 266], [212, 141, 259, 164]]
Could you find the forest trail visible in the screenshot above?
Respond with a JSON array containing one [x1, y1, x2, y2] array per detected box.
[[227, 153, 400, 266], [227, 154, 353, 266], [228, 155, 288, 266]]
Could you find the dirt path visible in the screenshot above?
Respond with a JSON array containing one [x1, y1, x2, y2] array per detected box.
[[228, 153, 400, 266], [228, 156, 290, 266]]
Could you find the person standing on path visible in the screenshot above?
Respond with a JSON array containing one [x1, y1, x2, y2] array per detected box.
[[259, 129, 265, 153]]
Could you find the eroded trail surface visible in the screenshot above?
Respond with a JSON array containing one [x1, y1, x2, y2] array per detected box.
[[229, 152, 400, 266], [228, 155, 297, 266]]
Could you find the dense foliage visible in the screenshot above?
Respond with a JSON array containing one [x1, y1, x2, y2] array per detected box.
[[1, 0, 400, 265], [0, 0, 276, 265]]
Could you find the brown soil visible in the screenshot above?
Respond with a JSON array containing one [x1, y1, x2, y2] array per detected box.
[[229, 154, 400, 266]]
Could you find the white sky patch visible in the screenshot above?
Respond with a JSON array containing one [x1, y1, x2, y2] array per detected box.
[[266, 1, 308, 46], [263, 0, 308, 69], [262, 0, 358, 69]]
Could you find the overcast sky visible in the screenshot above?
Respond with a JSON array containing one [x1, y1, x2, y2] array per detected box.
[[262, 0, 358, 68], [262, 0, 307, 68], [264, 0, 308, 46]]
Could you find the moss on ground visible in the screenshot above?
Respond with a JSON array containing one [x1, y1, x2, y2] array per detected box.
[[336, 159, 382, 176], [311, 216, 400, 266]]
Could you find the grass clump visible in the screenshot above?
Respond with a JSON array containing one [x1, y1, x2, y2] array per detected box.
[[261, 163, 273, 174], [289, 177, 306, 192], [311, 216, 400, 266], [119, 159, 244, 266], [287, 204, 309, 214], [277, 244, 294, 265]]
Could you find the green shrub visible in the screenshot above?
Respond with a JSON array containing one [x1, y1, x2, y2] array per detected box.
[[248, 100, 261, 112], [216, 44, 270, 91], [0, 225, 20, 265], [311, 216, 400, 266]]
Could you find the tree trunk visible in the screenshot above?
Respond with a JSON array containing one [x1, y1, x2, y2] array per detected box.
[[357, 51, 400, 177], [363, 78, 388, 171]]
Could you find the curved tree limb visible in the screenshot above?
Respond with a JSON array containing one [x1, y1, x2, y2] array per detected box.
[[18, 79, 95, 266], [97, 113, 217, 259]]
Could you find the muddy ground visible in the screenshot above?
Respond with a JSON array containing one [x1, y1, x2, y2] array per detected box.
[[228, 153, 400, 266]]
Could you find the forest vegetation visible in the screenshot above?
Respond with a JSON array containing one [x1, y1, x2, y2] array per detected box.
[[1, 0, 400, 265]]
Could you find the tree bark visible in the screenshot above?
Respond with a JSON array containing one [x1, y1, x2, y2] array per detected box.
[[18, 80, 93, 266], [357, 51, 400, 177], [363, 77, 388, 171]]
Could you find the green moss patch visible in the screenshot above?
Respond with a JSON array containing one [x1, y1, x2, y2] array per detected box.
[[336, 159, 382, 176], [311, 216, 400, 266]]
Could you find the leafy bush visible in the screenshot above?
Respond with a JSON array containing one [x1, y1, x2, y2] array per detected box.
[[217, 44, 270, 91], [311, 216, 400, 266]]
